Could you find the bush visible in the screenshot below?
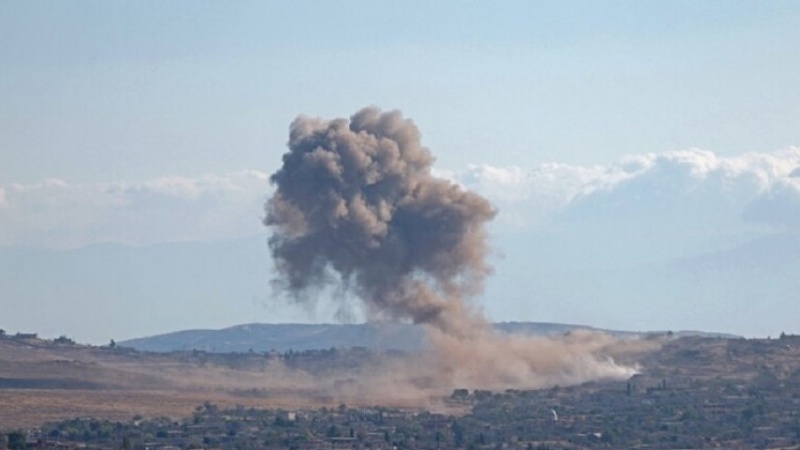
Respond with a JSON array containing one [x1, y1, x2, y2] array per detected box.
[[7, 430, 26, 450]]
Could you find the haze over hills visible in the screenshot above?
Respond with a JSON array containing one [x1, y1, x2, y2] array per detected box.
[[483, 231, 800, 337], [1, 231, 797, 344], [118, 322, 739, 354]]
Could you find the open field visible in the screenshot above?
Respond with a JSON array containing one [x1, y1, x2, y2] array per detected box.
[[0, 388, 429, 429], [0, 338, 459, 428]]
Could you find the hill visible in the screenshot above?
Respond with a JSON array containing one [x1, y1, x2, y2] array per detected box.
[[2, 331, 800, 447], [118, 322, 738, 353]]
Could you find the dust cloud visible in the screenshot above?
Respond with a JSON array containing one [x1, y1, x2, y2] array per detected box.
[[265, 107, 643, 394]]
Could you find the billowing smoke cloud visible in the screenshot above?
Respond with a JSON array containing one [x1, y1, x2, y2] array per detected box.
[[265, 107, 496, 334], [265, 107, 638, 390]]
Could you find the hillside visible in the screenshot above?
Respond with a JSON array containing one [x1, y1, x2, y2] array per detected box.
[[2, 331, 800, 448], [118, 322, 738, 353]]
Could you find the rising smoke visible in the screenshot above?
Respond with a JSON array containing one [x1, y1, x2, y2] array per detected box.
[[265, 107, 641, 391]]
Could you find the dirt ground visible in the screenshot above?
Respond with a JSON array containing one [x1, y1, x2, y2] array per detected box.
[[0, 388, 348, 428], [0, 339, 456, 429], [0, 333, 655, 429]]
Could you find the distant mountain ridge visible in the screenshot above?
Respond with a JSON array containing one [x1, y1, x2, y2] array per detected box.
[[119, 322, 739, 353]]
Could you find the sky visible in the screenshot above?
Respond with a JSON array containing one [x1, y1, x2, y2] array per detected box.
[[2, 1, 800, 343]]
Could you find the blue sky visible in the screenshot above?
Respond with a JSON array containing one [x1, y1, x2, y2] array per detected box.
[[3, 1, 799, 183], [2, 1, 800, 342]]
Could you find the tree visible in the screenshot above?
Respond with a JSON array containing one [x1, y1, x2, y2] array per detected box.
[[326, 425, 340, 438], [7, 430, 26, 450], [451, 421, 465, 447], [54, 335, 74, 344]]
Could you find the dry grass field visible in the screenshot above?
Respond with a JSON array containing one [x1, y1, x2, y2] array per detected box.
[[0, 338, 451, 428]]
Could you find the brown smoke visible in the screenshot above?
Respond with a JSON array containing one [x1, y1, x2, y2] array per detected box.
[[265, 107, 494, 334], [265, 107, 641, 391]]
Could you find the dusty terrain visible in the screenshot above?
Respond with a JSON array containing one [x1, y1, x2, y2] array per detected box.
[[0, 331, 676, 430], [7, 334, 800, 449], [4, 332, 800, 433], [0, 338, 462, 428], [0, 336, 506, 429]]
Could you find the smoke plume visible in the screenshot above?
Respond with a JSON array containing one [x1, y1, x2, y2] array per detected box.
[[265, 107, 495, 333], [266, 107, 639, 390]]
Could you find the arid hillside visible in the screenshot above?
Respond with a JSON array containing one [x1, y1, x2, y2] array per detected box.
[[3, 333, 800, 432], [0, 336, 424, 428]]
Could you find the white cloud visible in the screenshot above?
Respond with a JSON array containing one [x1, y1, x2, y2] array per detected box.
[[448, 147, 800, 235], [441, 163, 609, 231], [2, 148, 799, 250], [560, 148, 800, 231], [743, 177, 800, 228], [0, 171, 271, 248]]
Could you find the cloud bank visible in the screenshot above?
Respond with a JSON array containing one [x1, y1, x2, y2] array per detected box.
[[1, 148, 798, 249], [452, 147, 800, 233], [0, 171, 270, 248]]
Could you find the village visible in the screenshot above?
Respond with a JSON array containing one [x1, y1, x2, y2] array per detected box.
[[4, 334, 800, 449]]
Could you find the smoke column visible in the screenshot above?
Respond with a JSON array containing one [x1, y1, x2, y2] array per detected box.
[[266, 107, 638, 390]]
